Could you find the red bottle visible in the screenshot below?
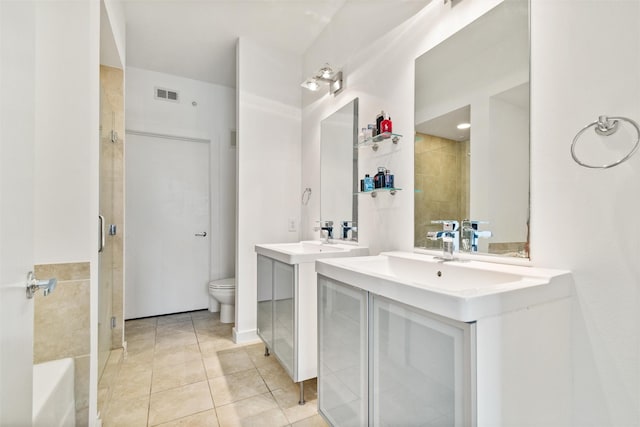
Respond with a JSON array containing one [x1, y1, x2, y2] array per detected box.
[[381, 113, 392, 137]]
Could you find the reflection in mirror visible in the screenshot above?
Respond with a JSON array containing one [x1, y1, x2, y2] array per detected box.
[[320, 98, 359, 241], [414, 0, 529, 258]]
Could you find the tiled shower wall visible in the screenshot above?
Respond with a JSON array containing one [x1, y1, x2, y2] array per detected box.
[[414, 133, 470, 248], [33, 262, 90, 426]]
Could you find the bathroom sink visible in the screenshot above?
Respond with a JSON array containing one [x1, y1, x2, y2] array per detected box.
[[315, 251, 572, 322], [255, 240, 369, 264]]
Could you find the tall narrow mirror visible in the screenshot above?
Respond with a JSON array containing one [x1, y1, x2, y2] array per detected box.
[[321, 98, 359, 241], [414, 0, 529, 257]]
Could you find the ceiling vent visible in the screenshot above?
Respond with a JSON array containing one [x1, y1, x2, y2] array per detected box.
[[154, 87, 179, 103]]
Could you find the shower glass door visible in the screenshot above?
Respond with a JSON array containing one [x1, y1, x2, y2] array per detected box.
[[98, 81, 114, 379]]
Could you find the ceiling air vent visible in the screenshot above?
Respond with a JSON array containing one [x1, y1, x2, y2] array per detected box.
[[154, 87, 179, 103]]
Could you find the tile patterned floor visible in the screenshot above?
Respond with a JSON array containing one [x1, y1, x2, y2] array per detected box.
[[98, 310, 328, 427]]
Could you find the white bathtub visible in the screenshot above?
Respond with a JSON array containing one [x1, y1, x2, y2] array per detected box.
[[33, 358, 76, 427]]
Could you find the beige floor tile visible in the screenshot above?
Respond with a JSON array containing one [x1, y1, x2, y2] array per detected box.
[[107, 311, 322, 427], [157, 312, 194, 325], [198, 334, 240, 354], [191, 310, 218, 320], [291, 414, 329, 427], [257, 362, 296, 392], [245, 344, 280, 369], [203, 348, 254, 379], [154, 409, 219, 427], [154, 343, 203, 368], [157, 321, 195, 337], [156, 330, 199, 350], [126, 325, 157, 341], [112, 367, 152, 400], [127, 336, 156, 354], [152, 359, 207, 393], [235, 407, 290, 427], [126, 317, 157, 329], [103, 395, 149, 427], [209, 368, 269, 407], [149, 381, 214, 426], [215, 393, 279, 426]]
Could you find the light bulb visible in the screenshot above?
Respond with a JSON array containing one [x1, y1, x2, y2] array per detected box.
[[457, 123, 471, 130]]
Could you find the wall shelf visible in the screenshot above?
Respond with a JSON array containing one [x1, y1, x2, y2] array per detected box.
[[356, 132, 402, 151], [357, 188, 402, 197]]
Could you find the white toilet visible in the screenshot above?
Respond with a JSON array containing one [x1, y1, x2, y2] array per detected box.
[[208, 278, 236, 323]]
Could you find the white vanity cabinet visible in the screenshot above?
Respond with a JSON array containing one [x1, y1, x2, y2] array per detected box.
[[318, 275, 475, 427], [316, 252, 572, 426], [256, 254, 318, 383]]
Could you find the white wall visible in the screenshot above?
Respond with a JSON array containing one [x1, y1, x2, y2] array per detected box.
[[34, 1, 100, 424], [531, 1, 640, 425], [302, 0, 640, 424], [34, 1, 99, 265], [126, 67, 237, 282], [236, 38, 301, 342]]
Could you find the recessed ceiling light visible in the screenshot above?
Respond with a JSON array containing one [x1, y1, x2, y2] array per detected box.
[[457, 122, 471, 130]]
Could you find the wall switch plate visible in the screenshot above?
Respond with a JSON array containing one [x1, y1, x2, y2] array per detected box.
[[288, 218, 296, 232]]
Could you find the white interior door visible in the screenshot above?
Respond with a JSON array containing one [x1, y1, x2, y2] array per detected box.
[[125, 133, 210, 319], [0, 1, 36, 424]]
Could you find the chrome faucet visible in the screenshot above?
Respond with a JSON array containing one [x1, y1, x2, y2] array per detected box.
[[314, 220, 334, 243], [427, 220, 459, 261], [460, 219, 492, 252], [340, 221, 357, 240]]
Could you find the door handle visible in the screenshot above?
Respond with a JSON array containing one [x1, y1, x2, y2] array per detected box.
[[195, 232, 207, 237], [26, 271, 57, 299], [98, 215, 105, 252]]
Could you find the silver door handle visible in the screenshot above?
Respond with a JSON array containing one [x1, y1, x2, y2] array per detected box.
[[195, 232, 207, 237], [98, 215, 105, 253], [26, 271, 57, 299]]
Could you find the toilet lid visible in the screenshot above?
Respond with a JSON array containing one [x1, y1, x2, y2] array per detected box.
[[209, 278, 235, 289], [209, 283, 235, 289]]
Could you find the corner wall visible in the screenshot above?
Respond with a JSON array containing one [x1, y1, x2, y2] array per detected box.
[[235, 38, 302, 342]]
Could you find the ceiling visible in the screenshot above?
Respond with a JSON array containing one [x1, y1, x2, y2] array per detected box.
[[121, 0, 431, 88]]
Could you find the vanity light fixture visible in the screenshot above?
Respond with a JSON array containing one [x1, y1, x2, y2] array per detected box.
[[457, 122, 471, 130], [301, 64, 344, 96]]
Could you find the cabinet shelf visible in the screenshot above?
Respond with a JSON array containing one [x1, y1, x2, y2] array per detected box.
[[357, 187, 402, 197], [356, 132, 402, 151]]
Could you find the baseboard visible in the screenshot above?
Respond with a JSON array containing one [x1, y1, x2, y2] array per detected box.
[[232, 327, 260, 344]]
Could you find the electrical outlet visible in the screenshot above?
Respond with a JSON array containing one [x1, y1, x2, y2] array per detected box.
[[288, 218, 296, 232]]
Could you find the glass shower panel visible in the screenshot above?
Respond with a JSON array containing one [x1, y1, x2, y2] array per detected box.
[[97, 81, 114, 380]]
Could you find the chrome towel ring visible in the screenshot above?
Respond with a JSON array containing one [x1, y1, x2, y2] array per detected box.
[[571, 115, 640, 169]]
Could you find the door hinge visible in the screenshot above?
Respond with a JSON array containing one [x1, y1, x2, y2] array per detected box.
[[110, 130, 118, 143], [111, 316, 116, 329]]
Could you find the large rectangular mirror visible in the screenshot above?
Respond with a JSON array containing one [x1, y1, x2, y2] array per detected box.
[[321, 98, 359, 241], [414, 0, 529, 257]]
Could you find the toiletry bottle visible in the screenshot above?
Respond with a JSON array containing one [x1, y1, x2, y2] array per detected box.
[[381, 113, 392, 136], [358, 128, 366, 144], [385, 169, 394, 188], [363, 174, 374, 192], [374, 167, 385, 189], [360, 178, 365, 192], [368, 123, 376, 138], [376, 111, 384, 136]]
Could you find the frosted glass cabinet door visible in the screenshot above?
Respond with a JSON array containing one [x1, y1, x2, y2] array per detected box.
[[273, 260, 295, 377], [371, 295, 476, 427], [318, 276, 368, 427], [256, 255, 273, 348]]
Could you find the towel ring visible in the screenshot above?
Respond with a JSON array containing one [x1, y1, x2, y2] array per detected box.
[[571, 115, 640, 169]]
